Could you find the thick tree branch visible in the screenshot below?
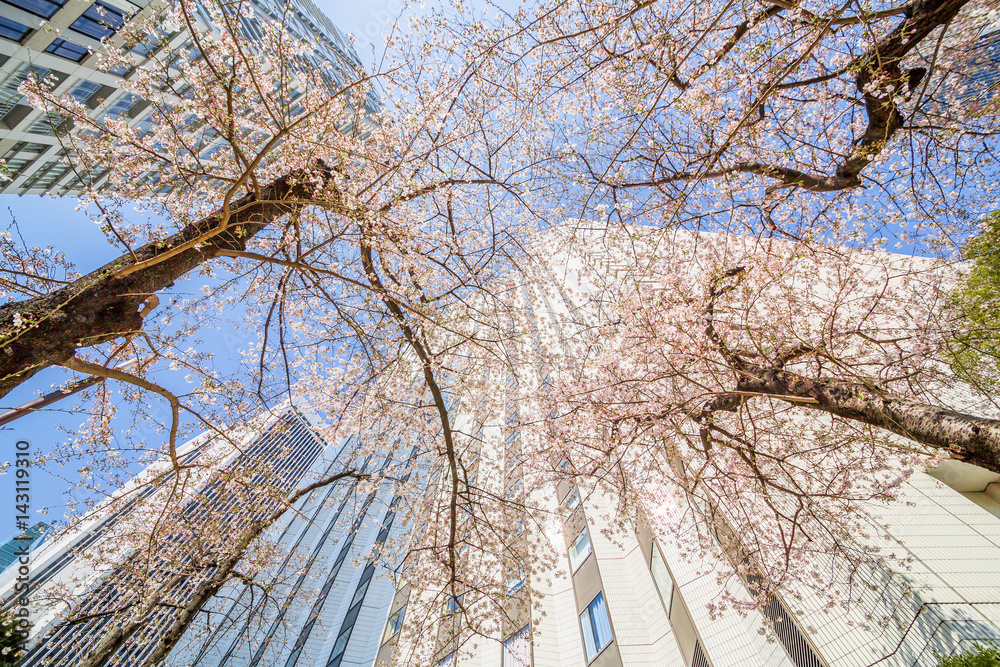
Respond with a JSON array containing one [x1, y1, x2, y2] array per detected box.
[[0, 164, 334, 400], [701, 267, 1000, 474], [733, 367, 1000, 474]]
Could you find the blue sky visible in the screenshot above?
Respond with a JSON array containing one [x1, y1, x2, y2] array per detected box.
[[0, 0, 419, 538]]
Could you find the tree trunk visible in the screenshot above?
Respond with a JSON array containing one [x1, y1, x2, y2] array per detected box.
[[738, 367, 1000, 475], [0, 166, 332, 399]]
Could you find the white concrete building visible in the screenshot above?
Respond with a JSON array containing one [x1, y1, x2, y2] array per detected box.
[[375, 224, 1000, 667]]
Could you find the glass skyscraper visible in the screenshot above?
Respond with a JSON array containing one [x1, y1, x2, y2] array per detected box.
[[0, 521, 51, 574], [0, 0, 375, 195], [0, 406, 417, 666]]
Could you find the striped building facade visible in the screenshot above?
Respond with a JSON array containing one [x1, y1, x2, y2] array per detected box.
[[0, 0, 373, 195]]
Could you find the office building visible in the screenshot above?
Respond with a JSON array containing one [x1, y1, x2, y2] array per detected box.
[[0, 0, 375, 195], [0, 521, 51, 574], [0, 405, 418, 667], [4, 224, 1000, 667]]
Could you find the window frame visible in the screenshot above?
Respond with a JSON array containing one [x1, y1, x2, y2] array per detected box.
[[567, 525, 592, 572], [502, 624, 531, 667], [1, 0, 65, 20], [69, 0, 127, 41], [650, 542, 674, 616], [579, 591, 614, 662], [381, 604, 405, 645], [0, 15, 31, 42], [44, 37, 88, 62]]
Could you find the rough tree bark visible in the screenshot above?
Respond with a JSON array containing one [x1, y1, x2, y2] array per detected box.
[[701, 267, 1000, 476], [0, 165, 333, 399], [708, 367, 1000, 475]]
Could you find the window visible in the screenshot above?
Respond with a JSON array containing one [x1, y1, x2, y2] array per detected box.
[[503, 624, 531, 667], [381, 605, 405, 644], [438, 652, 455, 666], [446, 594, 463, 614], [70, 1, 127, 40], [68, 80, 101, 104], [650, 543, 673, 613], [568, 526, 592, 572], [0, 64, 50, 113], [2, 0, 65, 19], [107, 60, 131, 76], [131, 27, 174, 57], [27, 115, 64, 135], [45, 38, 88, 62], [330, 628, 350, 661], [349, 576, 370, 608], [506, 562, 526, 595], [579, 592, 613, 662], [0, 16, 31, 41], [563, 485, 580, 511], [102, 92, 136, 119]]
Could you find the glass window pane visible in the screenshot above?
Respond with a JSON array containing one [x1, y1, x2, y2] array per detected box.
[[381, 605, 405, 644], [568, 526, 592, 572], [589, 592, 613, 653], [506, 565, 526, 595], [330, 628, 350, 659], [650, 544, 673, 612], [44, 38, 88, 62], [564, 485, 580, 510], [0, 16, 31, 41], [349, 577, 370, 608], [503, 624, 531, 667], [70, 1, 126, 40], [579, 606, 598, 661], [1, 0, 65, 20]]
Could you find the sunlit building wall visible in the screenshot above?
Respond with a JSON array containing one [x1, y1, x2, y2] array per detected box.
[[377, 224, 1000, 667]]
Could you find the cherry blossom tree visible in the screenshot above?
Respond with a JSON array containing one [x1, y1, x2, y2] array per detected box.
[[490, 0, 999, 247], [1, 0, 548, 662], [5, 0, 1000, 662], [524, 224, 996, 605]]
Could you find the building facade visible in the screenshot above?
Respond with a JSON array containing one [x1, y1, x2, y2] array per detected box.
[[4, 226, 1000, 667], [0, 406, 418, 667], [0, 521, 51, 574], [0, 0, 373, 195]]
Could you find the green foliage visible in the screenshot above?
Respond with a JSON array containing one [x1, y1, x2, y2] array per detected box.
[[936, 643, 1000, 667], [947, 211, 1000, 390], [0, 610, 25, 666]]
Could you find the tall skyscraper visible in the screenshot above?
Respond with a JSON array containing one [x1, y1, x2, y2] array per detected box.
[[0, 521, 51, 574], [4, 225, 1000, 667], [0, 405, 418, 667], [0, 0, 375, 195]]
